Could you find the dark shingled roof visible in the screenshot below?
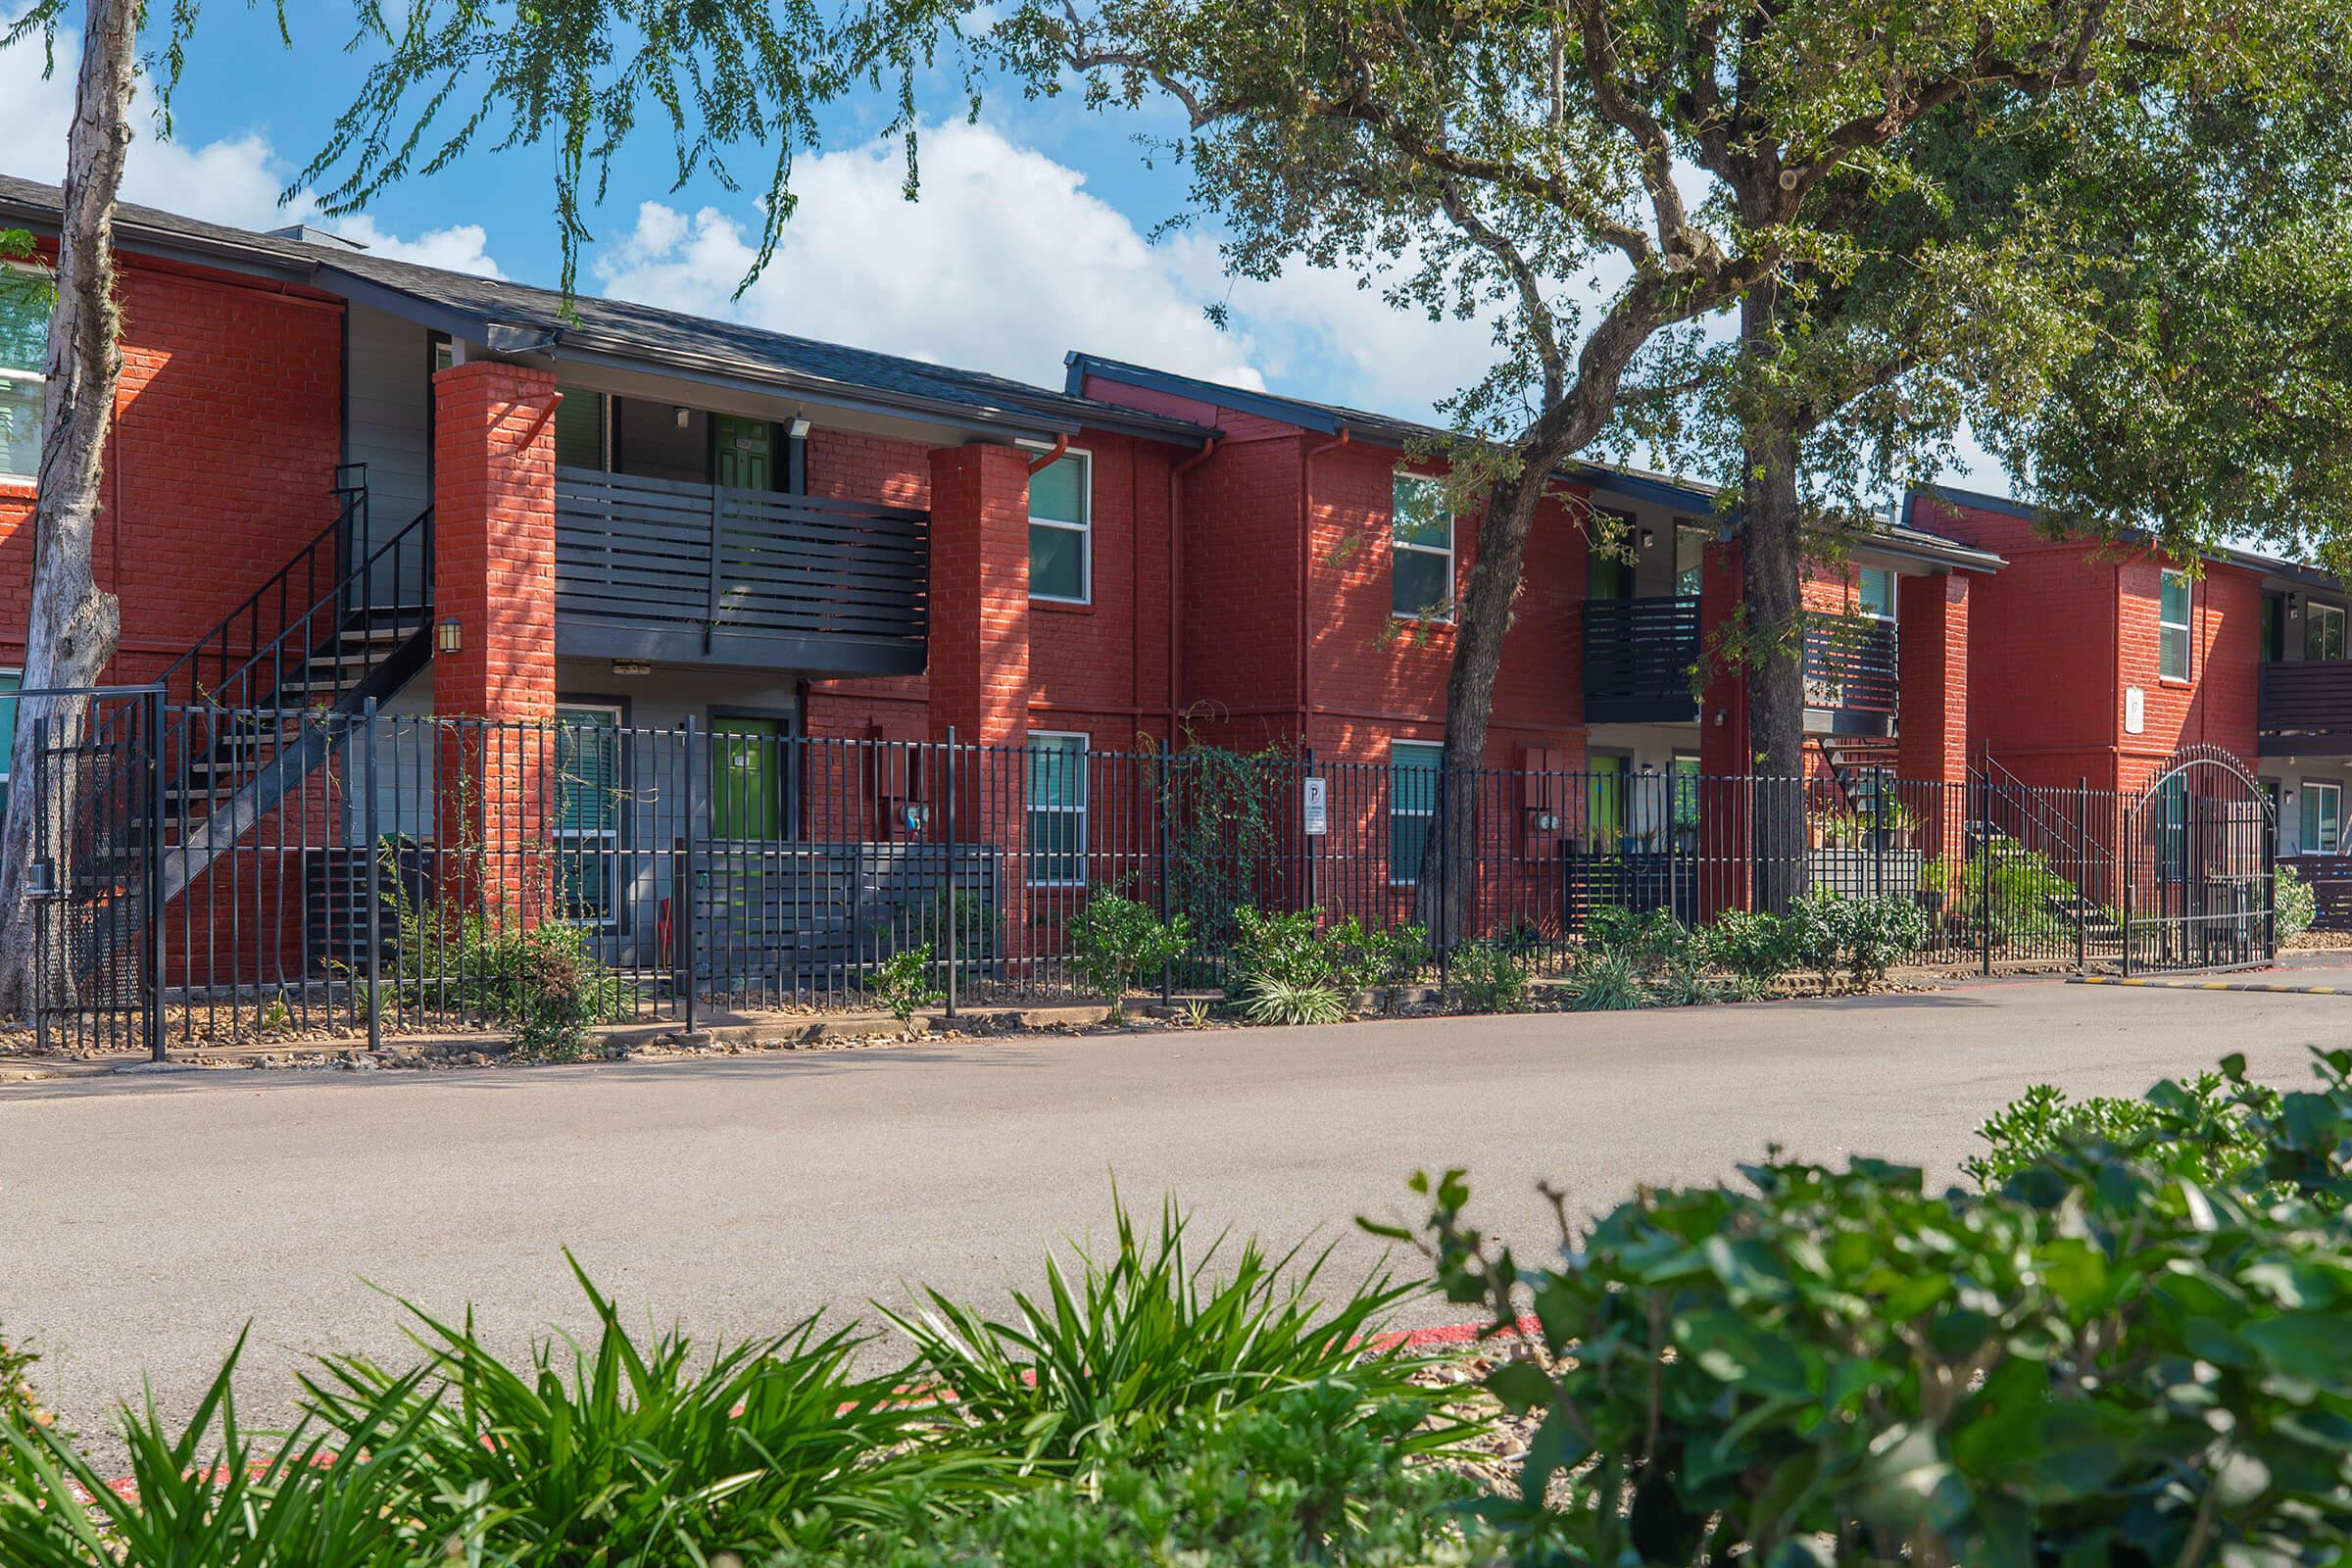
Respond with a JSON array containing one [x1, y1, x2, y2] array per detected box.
[[0, 173, 1213, 446]]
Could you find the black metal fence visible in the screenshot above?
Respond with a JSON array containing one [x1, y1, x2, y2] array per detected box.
[[11, 698, 2279, 1054]]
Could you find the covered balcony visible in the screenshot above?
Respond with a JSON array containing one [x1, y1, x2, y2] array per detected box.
[[2258, 661, 2352, 757], [1802, 612, 1900, 737], [1582, 595, 1702, 723]]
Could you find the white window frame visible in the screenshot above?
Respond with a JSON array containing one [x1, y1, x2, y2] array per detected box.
[[2304, 781, 2342, 857], [1391, 474, 1456, 622], [0, 263, 48, 486], [1389, 739, 1444, 886], [2308, 602, 2346, 662], [1025, 730, 1090, 887], [1022, 442, 1093, 606], [552, 702, 624, 926], [2159, 568, 2192, 682], [1857, 564, 1896, 621]]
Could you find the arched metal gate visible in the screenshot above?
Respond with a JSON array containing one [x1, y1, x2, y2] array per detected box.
[[2121, 746, 2275, 975]]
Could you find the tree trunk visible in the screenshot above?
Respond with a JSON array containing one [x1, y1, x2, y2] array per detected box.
[[1740, 286, 1810, 912], [0, 0, 136, 1019]]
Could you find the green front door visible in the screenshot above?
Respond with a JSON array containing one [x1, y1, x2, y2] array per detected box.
[[1588, 755, 1628, 853], [712, 416, 776, 491], [710, 717, 785, 841]]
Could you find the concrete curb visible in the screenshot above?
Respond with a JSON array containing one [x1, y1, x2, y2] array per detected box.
[[2071, 973, 2346, 996]]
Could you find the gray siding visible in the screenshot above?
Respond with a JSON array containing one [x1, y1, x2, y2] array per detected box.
[[342, 304, 433, 604]]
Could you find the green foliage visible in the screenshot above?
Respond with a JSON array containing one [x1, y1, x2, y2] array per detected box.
[[1963, 1069, 2279, 1188], [1160, 741, 1294, 953], [878, 1197, 1452, 1481], [1067, 892, 1194, 1004], [2278, 860, 2318, 940], [1446, 941, 1528, 1013], [1959, 834, 2079, 945], [1401, 1049, 2352, 1566], [297, 1257, 983, 1563], [873, 943, 944, 1023], [0, 1327, 56, 1442], [777, 1383, 1487, 1568], [1789, 891, 1930, 987], [485, 920, 623, 1061], [1236, 973, 1350, 1027], [1700, 908, 1799, 989], [1230, 906, 1425, 1000], [1566, 948, 1643, 1011]]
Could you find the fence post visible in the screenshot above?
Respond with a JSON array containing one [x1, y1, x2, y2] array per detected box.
[[1155, 740, 1173, 1006], [1979, 772, 1993, 977], [2075, 779, 2088, 972], [942, 726, 958, 1021], [1435, 756, 1451, 991], [362, 696, 382, 1054], [1872, 773, 1885, 900], [2121, 789, 2134, 978], [2262, 780, 2278, 963], [145, 686, 168, 1062], [681, 715, 702, 1039]]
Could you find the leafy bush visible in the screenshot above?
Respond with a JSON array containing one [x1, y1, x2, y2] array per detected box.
[[1786, 892, 1927, 989], [2278, 859, 2318, 939], [1784, 892, 1850, 988], [1395, 1049, 2352, 1567], [1231, 906, 1424, 998], [1955, 833, 2078, 944], [0, 1328, 56, 1440], [1566, 948, 1644, 1010], [879, 1197, 1454, 1479], [872, 943, 944, 1022], [1963, 1068, 2279, 1188], [1068, 892, 1195, 1004], [1446, 941, 1529, 1012], [1236, 973, 1350, 1027], [485, 919, 623, 1061], [1701, 908, 1796, 989], [778, 1383, 1486, 1568]]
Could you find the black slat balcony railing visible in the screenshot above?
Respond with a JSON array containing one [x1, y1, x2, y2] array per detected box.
[[1582, 595, 1702, 723], [2257, 661, 2352, 754], [554, 466, 930, 676], [1802, 612, 1899, 723]]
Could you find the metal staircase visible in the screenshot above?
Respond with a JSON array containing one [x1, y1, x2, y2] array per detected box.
[[151, 467, 434, 903], [1974, 749, 2122, 953], [1812, 735, 1901, 815]]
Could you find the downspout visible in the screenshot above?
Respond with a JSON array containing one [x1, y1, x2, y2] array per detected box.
[[1026, 434, 1070, 474], [1168, 438, 1220, 729], [1300, 430, 1351, 737]]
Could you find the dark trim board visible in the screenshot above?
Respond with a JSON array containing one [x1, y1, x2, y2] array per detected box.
[[555, 621, 928, 678]]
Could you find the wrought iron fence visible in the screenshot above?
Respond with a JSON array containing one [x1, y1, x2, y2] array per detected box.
[[11, 699, 2278, 1054]]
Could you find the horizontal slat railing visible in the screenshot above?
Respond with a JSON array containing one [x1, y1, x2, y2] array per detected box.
[[555, 466, 929, 652], [1803, 612, 1899, 716], [1582, 595, 1702, 722], [2258, 661, 2352, 735]]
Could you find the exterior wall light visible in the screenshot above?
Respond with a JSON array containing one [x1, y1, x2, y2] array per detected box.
[[435, 616, 463, 655]]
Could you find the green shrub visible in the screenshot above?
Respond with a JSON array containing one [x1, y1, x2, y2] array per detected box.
[[1839, 893, 1928, 983], [1785, 891, 1850, 988], [777, 1383, 1486, 1568], [294, 1257, 983, 1563], [873, 943, 944, 1022], [1230, 906, 1424, 998], [1393, 1049, 2352, 1567], [1236, 973, 1350, 1026], [1566, 948, 1644, 1010], [1068, 892, 1195, 1004], [2278, 860, 2318, 939], [1955, 833, 2078, 944], [1446, 941, 1529, 1013], [0, 1328, 56, 1441], [487, 919, 623, 1061], [1701, 908, 1795, 989], [1963, 1069, 2279, 1188], [879, 1196, 1456, 1479]]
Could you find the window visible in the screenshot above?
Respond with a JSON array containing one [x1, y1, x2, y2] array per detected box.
[[1392, 475, 1454, 619], [552, 704, 622, 921], [1857, 565, 1896, 621], [554, 387, 609, 470], [1389, 741, 1443, 884], [1673, 524, 1707, 599], [1, 269, 47, 484], [2307, 602, 2346, 662], [1028, 448, 1091, 603], [1671, 754, 1701, 849], [0, 670, 18, 818], [2159, 569, 2192, 680], [1026, 731, 1089, 886], [2303, 782, 2341, 857]]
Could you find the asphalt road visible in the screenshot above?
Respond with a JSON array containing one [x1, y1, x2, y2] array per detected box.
[[3, 977, 2341, 1459]]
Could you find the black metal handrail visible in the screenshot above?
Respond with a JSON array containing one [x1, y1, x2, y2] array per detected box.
[[1581, 595, 1702, 722], [1801, 612, 1898, 715]]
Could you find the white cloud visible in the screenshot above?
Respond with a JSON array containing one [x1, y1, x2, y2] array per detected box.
[[0, 18, 502, 276]]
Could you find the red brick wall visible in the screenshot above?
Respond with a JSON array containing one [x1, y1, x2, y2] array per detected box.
[[0, 252, 345, 679], [2116, 556, 2259, 789], [1177, 432, 1304, 751]]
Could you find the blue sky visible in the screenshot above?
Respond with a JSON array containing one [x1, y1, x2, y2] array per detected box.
[[1, 0, 2006, 498]]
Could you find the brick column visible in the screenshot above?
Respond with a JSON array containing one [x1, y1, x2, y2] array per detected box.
[[1897, 570, 1972, 871], [926, 442, 1035, 940], [431, 360, 561, 922], [1696, 538, 1751, 915]]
